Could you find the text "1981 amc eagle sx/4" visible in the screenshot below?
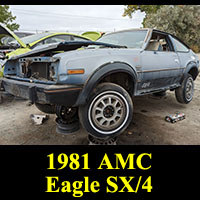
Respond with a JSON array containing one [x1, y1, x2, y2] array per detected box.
[[1, 28, 199, 139]]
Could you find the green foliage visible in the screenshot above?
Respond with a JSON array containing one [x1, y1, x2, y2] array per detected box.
[[0, 5, 19, 31], [123, 5, 163, 26], [123, 5, 200, 52], [144, 5, 200, 52], [123, 5, 162, 17]]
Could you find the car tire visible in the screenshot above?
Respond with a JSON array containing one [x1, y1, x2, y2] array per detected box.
[[79, 82, 133, 139], [56, 117, 80, 134], [175, 74, 194, 104], [55, 105, 79, 124]]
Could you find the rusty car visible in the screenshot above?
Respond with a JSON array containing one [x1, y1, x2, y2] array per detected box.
[[1, 28, 199, 139]]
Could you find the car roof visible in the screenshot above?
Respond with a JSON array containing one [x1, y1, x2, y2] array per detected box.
[[20, 32, 91, 47], [31, 31, 90, 39]]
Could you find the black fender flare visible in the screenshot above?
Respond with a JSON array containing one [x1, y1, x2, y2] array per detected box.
[[75, 62, 138, 106], [183, 61, 199, 81]]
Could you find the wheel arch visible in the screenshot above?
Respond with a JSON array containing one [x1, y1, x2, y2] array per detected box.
[[183, 61, 199, 81], [75, 62, 137, 106]]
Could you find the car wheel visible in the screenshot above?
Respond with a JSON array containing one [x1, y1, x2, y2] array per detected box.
[[56, 105, 78, 123], [79, 83, 133, 138], [175, 74, 194, 104]]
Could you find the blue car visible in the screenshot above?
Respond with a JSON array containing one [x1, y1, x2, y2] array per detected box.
[[1, 28, 199, 138]]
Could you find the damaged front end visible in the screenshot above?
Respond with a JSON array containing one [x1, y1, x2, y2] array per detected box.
[[2, 40, 122, 105], [2, 53, 81, 106], [3, 40, 124, 81], [2, 42, 87, 106], [15, 56, 58, 82], [3, 42, 64, 84]]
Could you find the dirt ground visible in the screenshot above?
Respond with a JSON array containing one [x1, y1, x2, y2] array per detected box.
[[0, 55, 200, 145]]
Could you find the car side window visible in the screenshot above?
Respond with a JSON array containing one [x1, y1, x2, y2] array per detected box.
[[146, 32, 174, 52], [172, 37, 189, 52]]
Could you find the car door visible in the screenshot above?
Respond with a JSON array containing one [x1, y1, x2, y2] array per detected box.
[[139, 32, 182, 93], [169, 35, 192, 69]]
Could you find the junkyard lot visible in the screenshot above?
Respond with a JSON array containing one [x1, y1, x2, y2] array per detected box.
[[0, 54, 200, 145]]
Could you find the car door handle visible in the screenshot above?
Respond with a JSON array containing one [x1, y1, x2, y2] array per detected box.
[[174, 59, 179, 63]]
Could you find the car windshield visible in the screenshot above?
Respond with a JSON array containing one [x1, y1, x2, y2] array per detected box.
[[97, 30, 148, 49]]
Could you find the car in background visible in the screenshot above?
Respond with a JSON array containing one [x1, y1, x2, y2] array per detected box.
[[1, 31, 34, 47], [14, 31, 34, 38], [81, 31, 104, 41], [0, 23, 93, 77], [0, 23, 92, 57]]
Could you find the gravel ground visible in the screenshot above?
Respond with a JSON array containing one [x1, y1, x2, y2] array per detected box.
[[0, 55, 199, 145]]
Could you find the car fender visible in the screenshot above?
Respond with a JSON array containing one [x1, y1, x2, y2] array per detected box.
[[75, 62, 138, 106], [183, 61, 199, 81]]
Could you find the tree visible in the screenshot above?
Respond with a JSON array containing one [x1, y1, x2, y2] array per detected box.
[[123, 5, 162, 17], [123, 5, 200, 52], [123, 5, 163, 26], [0, 5, 19, 31], [144, 5, 200, 52]]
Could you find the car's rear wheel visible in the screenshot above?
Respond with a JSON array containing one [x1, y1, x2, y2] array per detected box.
[[79, 83, 133, 139], [175, 74, 194, 104]]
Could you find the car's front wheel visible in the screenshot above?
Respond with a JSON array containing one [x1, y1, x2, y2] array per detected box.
[[79, 83, 133, 139], [175, 74, 194, 104]]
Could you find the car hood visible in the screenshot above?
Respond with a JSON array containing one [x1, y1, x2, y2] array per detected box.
[[8, 41, 128, 60], [0, 23, 27, 48]]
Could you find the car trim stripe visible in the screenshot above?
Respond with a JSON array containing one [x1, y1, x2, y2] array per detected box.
[[44, 87, 82, 93], [137, 67, 185, 73]]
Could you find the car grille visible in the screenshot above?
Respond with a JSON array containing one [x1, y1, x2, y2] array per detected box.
[[19, 57, 57, 81]]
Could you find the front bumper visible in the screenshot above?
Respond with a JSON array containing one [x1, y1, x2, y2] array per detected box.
[[1, 78, 82, 106]]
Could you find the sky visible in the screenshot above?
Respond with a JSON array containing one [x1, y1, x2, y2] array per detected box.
[[9, 5, 145, 34]]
